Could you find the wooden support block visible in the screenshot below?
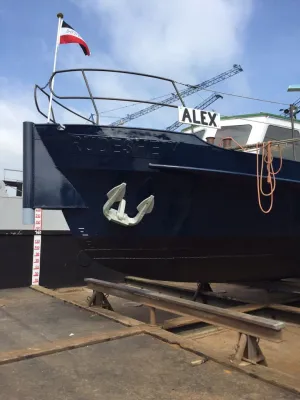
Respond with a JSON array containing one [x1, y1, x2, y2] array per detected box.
[[149, 307, 157, 325]]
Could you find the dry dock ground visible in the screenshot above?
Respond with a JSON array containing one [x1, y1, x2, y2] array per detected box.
[[0, 287, 299, 400]]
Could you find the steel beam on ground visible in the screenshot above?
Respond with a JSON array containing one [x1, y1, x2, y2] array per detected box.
[[85, 278, 285, 342]]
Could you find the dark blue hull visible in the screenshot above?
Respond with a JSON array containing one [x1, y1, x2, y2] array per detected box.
[[23, 122, 300, 282]]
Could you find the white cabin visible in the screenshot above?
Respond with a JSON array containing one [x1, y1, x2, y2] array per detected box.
[[182, 113, 300, 160]]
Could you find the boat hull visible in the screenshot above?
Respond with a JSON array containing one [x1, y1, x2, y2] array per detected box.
[[23, 122, 300, 283], [75, 236, 300, 282]]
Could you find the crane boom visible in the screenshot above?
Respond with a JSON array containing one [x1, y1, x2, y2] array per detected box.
[[166, 94, 223, 131], [110, 64, 243, 127]]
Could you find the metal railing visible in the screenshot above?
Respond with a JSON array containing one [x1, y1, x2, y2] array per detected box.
[[34, 68, 186, 125]]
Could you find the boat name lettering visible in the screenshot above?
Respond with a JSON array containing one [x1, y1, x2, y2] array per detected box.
[[72, 136, 177, 159], [178, 107, 221, 129]]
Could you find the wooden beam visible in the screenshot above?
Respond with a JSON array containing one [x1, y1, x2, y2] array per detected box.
[[269, 304, 300, 315], [0, 326, 141, 366]]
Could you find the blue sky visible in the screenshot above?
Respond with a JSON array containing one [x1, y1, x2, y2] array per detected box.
[[1, 0, 300, 172]]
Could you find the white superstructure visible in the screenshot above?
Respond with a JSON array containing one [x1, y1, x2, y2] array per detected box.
[[182, 112, 300, 160]]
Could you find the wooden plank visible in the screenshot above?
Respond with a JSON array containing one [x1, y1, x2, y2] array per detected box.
[[185, 326, 228, 339], [269, 304, 300, 315], [163, 316, 201, 330], [0, 326, 142, 366]]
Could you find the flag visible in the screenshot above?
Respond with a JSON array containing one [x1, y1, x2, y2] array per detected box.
[[60, 21, 91, 56]]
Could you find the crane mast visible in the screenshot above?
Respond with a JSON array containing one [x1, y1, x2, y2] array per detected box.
[[280, 97, 300, 119], [110, 64, 243, 127], [166, 94, 223, 131]]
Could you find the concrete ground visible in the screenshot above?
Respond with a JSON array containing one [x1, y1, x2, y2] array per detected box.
[[0, 288, 121, 352], [0, 288, 299, 400], [1, 334, 298, 400]]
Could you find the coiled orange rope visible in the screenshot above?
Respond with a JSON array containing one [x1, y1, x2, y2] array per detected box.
[[218, 136, 283, 213], [256, 141, 282, 214]]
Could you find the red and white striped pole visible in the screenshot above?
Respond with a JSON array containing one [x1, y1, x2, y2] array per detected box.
[[31, 208, 43, 286]]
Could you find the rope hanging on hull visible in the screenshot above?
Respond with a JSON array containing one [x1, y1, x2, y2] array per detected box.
[[218, 137, 283, 214], [256, 141, 282, 214]]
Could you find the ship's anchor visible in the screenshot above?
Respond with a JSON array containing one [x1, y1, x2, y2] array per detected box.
[[103, 183, 154, 226]]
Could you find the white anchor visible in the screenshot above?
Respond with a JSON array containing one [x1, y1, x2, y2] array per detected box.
[[103, 183, 154, 227]]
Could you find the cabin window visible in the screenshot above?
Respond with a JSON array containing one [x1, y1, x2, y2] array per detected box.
[[263, 125, 300, 161], [215, 124, 252, 147]]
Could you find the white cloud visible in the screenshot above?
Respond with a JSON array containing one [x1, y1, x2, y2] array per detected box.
[[75, 0, 252, 77], [0, 73, 95, 177], [0, 79, 84, 177], [67, 0, 253, 126], [0, 81, 40, 176]]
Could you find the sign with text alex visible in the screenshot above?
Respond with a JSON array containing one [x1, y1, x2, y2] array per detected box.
[[178, 107, 221, 129]]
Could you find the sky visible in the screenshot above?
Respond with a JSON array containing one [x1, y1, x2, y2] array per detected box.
[[1, 0, 300, 175]]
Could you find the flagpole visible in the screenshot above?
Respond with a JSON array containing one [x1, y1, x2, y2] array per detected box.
[[47, 13, 64, 123]]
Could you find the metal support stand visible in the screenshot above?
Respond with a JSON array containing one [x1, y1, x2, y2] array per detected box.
[[87, 290, 114, 311], [232, 333, 267, 366], [193, 282, 213, 303]]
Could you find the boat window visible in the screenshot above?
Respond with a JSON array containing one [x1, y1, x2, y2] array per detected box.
[[215, 125, 252, 147], [263, 125, 300, 161]]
